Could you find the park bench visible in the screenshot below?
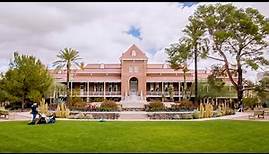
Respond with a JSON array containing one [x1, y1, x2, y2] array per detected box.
[[0, 107, 9, 119], [249, 110, 264, 119]]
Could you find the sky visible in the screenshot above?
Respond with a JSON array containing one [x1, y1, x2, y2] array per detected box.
[[0, 2, 268, 82]]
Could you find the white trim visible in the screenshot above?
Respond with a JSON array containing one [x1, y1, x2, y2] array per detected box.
[[121, 58, 148, 60], [146, 80, 193, 82], [68, 80, 121, 83]]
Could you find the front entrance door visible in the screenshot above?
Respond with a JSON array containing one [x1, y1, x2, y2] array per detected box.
[[129, 77, 138, 95]]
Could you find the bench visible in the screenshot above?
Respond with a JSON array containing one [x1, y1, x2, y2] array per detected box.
[[249, 110, 264, 119]]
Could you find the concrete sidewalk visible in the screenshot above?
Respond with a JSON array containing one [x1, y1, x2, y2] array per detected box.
[[1, 111, 269, 122]]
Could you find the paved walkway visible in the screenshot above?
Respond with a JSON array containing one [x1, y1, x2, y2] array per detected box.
[[1, 111, 269, 122]]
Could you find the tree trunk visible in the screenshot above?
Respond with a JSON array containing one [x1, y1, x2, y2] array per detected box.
[[21, 99, 25, 110], [237, 62, 244, 111], [194, 45, 198, 104], [66, 62, 70, 104]]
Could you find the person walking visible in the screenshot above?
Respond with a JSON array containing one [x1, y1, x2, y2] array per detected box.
[[30, 103, 38, 122]]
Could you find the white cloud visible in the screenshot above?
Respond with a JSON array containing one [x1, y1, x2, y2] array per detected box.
[[0, 2, 268, 82]]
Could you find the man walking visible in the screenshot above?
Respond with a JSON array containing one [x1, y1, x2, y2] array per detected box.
[[30, 103, 38, 122]]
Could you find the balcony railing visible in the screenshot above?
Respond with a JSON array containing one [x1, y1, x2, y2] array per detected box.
[[146, 91, 180, 96], [105, 91, 121, 96], [72, 91, 121, 96]]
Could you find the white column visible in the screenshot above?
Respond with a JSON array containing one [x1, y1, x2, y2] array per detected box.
[[104, 82, 106, 99], [87, 82, 89, 102], [70, 81, 73, 97], [178, 82, 181, 101], [162, 82, 164, 102]]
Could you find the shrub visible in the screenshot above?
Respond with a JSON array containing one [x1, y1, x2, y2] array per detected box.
[[48, 103, 58, 110], [99, 100, 118, 111], [243, 97, 259, 110], [192, 110, 200, 119], [172, 99, 195, 111], [147, 100, 165, 111], [93, 97, 104, 102], [67, 97, 87, 111]]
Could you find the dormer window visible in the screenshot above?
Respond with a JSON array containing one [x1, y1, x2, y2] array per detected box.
[[131, 50, 136, 56]]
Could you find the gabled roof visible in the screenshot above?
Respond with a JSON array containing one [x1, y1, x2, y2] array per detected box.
[[120, 44, 148, 60]]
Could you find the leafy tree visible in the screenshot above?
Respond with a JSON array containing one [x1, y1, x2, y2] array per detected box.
[[166, 42, 192, 100], [166, 21, 207, 102], [254, 76, 269, 106], [0, 52, 53, 109], [167, 3, 269, 107], [53, 48, 81, 104], [45, 81, 67, 104]]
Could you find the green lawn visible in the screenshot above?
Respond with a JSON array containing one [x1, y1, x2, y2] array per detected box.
[[0, 120, 269, 153]]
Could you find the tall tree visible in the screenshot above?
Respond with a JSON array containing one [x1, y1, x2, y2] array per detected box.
[[167, 3, 269, 108], [165, 43, 190, 100], [53, 48, 81, 104], [0, 52, 53, 109], [166, 14, 208, 103]]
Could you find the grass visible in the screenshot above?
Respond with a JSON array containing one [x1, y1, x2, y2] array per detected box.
[[0, 120, 269, 153]]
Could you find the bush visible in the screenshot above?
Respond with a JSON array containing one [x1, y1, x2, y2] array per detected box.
[[99, 100, 118, 111], [243, 97, 259, 110], [192, 110, 200, 119], [93, 97, 104, 102], [48, 103, 58, 110], [171, 99, 195, 111], [67, 97, 87, 111], [147, 100, 165, 111]]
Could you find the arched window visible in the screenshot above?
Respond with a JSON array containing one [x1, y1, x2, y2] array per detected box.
[[131, 50, 136, 56]]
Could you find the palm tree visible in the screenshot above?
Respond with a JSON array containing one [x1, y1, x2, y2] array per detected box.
[[181, 63, 189, 100], [53, 48, 81, 104]]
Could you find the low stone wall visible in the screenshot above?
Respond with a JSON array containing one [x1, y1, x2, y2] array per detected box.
[[147, 112, 194, 120], [68, 112, 120, 120]]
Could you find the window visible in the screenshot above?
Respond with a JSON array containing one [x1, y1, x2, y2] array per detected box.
[[134, 66, 138, 73], [131, 50, 136, 56], [129, 66, 133, 73]]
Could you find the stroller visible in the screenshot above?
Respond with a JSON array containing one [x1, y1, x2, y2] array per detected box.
[[28, 113, 56, 125]]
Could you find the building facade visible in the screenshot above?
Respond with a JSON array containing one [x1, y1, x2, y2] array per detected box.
[[50, 44, 235, 103]]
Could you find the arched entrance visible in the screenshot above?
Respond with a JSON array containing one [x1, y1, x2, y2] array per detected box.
[[129, 77, 138, 95]]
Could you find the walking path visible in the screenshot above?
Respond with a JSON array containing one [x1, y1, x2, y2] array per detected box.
[[1, 111, 269, 122]]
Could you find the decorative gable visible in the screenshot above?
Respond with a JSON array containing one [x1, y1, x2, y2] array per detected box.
[[120, 44, 148, 61]]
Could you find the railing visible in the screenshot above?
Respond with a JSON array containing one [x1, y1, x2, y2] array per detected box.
[[89, 91, 104, 96], [146, 91, 180, 96], [105, 91, 121, 96], [74, 91, 121, 96]]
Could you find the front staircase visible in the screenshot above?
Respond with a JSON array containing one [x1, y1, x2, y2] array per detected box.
[[121, 93, 148, 111]]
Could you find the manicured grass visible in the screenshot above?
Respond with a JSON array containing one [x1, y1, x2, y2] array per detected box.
[[0, 120, 269, 153]]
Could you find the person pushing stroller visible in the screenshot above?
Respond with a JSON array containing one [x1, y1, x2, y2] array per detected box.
[[29, 102, 56, 125]]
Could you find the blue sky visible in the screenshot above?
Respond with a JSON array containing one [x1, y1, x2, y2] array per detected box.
[[180, 2, 199, 8], [126, 25, 142, 40]]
